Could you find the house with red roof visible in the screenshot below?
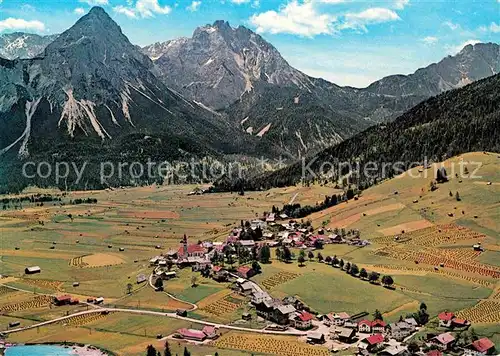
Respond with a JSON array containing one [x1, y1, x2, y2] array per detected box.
[[360, 334, 385, 352], [371, 319, 387, 333], [236, 265, 256, 279], [291, 311, 314, 330], [358, 319, 372, 333], [431, 332, 456, 351], [438, 311, 455, 327], [464, 337, 496, 356], [54, 295, 72, 306], [451, 317, 469, 328]]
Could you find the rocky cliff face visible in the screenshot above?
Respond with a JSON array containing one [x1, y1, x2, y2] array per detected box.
[[145, 20, 316, 110], [0, 32, 58, 60]]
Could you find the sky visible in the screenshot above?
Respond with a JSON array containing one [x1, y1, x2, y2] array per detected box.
[[0, 0, 498, 87]]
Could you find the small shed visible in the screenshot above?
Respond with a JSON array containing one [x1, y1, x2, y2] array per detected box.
[[25, 266, 41, 274]]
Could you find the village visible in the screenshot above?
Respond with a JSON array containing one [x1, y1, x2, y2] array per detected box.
[[144, 210, 497, 356]]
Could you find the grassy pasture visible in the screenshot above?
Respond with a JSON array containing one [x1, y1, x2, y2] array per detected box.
[[0, 152, 498, 354]]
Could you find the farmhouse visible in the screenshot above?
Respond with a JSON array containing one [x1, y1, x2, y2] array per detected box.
[[438, 311, 455, 327], [274, 304, 296, 325], [359, 334, 385, 352], [358, 319, 373, 333], [290, 311, 314, 330], [331, 326, 356, 343], [306, 332, 325, 345], [463, 337, 496, 356], [54, 295, 72, 306], [236, 265, 256, 279], [389, 321, 415, 341], [430, 332, 456, 351], [24, 266, 41, 274], [379, 344, 409, 356]]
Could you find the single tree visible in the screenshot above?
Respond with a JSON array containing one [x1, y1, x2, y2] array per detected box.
[[420, 302, 427, 311], [126, 283, 133, 294], [369, 271, 380, 284], [317, 252, 324, 262], [344, 262, 351, 273], [282, 246, 292, 263], [350, 264, 359, 276], [259, 245, 271, 264], [298, 250, 306, 267], [276, 247, 282, 262], [325, 255, 332, 264], [332, 256, 339, 266], [360, 268, 368, 279], [164, 341, 172, 356], [183, 346, 191, 356], [146, 345, 158, 356], [252, 261, 262, 273], [308, 251, 314, 261], [339, 259, 345, 268], [191, 275, 198, 287], [382, 275, 394, 287], [456, 191, 461, 201], [373, 309, 383, 321], [154, 277, 163, 291]]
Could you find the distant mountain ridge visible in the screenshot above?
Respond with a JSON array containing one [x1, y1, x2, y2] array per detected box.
[[0, 32, 58, 59], [365, 42, 500, 96]]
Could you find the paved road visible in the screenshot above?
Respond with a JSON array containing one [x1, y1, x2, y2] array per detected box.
[[148, 273, 198, 311]]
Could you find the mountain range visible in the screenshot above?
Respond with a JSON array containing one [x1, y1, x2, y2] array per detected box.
[[0, 32, 59, 60], [219, 72, 500, 191], [0, 6, 498, 191]]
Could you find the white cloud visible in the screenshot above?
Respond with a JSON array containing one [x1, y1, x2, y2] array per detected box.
[[421, 36, 438, 45], [79, 0, 109, 5], [490, 22, 500, 33], [186, 1, 201, 12], [444, 21, 459, 31], [393, 0, 409, 10], [113, 5, 137, 18], [0, 18, 45, 32], [74, 8, 86, 15], [250, 0, 335, 36], [449, 39, 481, 54], [251, 0, 260, 8], [113, 0, 171, 18], [231, 0, 250, 4], [340, 8, 400, 31], [21, 4, 36, 12], [479, 22, 500, 33], [316, 0, 348, 3]]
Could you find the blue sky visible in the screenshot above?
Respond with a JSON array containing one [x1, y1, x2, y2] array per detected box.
[[0, 0, 498, 87]]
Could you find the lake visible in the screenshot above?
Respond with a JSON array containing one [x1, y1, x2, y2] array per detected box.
[[5, 345, 74, 355]]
